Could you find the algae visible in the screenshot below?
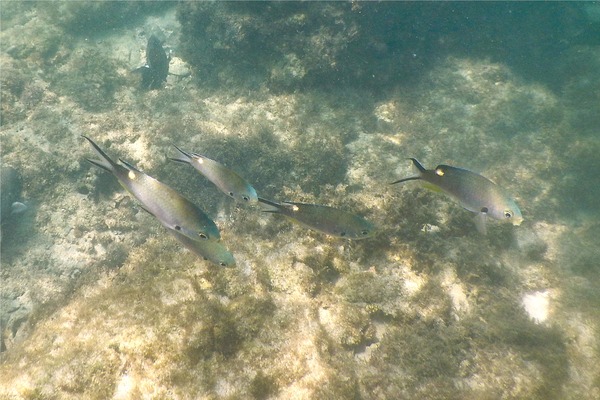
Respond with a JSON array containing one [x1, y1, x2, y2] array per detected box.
[[1, 2, 600, 400]]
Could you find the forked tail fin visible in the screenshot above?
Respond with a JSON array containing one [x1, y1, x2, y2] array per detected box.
[[82, 136, 117, 172], [257, 197, 281, 213], [390, 158, 425, 185], [170, 145, 193, 164]]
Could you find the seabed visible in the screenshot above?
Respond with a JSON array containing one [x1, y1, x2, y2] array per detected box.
[[1, 2, 599, 399]]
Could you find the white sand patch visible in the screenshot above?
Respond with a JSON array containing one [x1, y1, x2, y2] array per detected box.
[[522, 290, 550, 323], [441, 267, 470, 315], [113, 373, 135, 400], [403, 275, 423, 296]]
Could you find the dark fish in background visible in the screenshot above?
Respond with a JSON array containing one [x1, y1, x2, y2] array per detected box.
[[1, 165, 26, 225], [134, 35, 170, 90]]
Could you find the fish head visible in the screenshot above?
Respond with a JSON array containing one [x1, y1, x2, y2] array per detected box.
[[196, 239, 236, 267], [214, 248, 236, 267], [505, 202, 523, 226], [175, 224, 220, 242], [337, 218, 376, 239], [170, 228, 234, 267], [488, 198, 523, 226], [231, 186, 258, 204], [355, 222, 376, 239]]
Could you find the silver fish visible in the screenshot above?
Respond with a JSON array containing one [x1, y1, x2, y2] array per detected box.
[[258, 197, 375, 239], [83, 136, 220, 242], [391, 158, 523, 234], [169, 229, 235, 267], [171, 146, 258, 204]]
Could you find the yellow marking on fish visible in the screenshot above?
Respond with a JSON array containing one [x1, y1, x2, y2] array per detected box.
[[435, 168, 445, 176], [196, 158, 204, 165], [128, 170, 136, 180], [291, 205, 300, 212]]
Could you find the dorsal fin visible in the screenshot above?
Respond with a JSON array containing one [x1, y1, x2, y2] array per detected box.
[[119, 159, 141, 172], [408, 158, 426, 172]]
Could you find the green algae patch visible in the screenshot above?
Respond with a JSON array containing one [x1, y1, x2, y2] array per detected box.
[[336, 271, 393, 305], [2, 2, 600, 398], [0, 238, 286, 399], [52, 48, 127, 112], [249, 370, 279, 400], [40, 2, 173, 36]]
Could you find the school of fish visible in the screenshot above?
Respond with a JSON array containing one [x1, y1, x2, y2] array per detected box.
[[84, 138, 522, 266]]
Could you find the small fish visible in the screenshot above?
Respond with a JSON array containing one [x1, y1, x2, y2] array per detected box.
[[171, 146, 258, 204], [133, 35, 170, 90], [391, 158, 523, 234], [258, 197, 375, 239], [1, 165, 27, 225], [83, 136, 220, 242], [10, 202, 27, 215], [169, 228, 235, 267]]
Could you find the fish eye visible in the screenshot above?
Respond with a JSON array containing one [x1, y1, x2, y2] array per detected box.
[[504, 210, 513, 219], [199, 232, 208, 239], [340, 232, 346, 237], [219, 262, 227, 267], [242, 196, 249, 201], [229, 192, 234, 197], [174, 225, 181, 231], [361, 230, 370, 236]]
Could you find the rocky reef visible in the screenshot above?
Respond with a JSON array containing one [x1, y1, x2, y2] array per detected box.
[[1, 2, 599, 399]]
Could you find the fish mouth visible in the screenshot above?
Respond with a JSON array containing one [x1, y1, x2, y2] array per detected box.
[[511, 217, 524, 226]]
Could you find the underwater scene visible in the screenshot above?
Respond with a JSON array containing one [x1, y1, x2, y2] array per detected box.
[[1, 2, 600, 399]]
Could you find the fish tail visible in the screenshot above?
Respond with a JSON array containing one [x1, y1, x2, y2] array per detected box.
[[170, 145, 192, 164], [389, 158, 425, 185], [131, 65, 149, 74], [82, 136, 116, 172], [257, 197, 281, 213]]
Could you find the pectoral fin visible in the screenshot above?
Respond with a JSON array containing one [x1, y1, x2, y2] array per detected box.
[[473, 208, 488, 235]]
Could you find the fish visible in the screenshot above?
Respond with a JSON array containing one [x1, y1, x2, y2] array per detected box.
[[391, 158, 523, 234], [170, 146, 258, 204], [133, 35, 170, 90], [169, 228, 235, 267], [258, 197, 375, 239], [83, 136, 220, 242], [1, 165, 27, 225]]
